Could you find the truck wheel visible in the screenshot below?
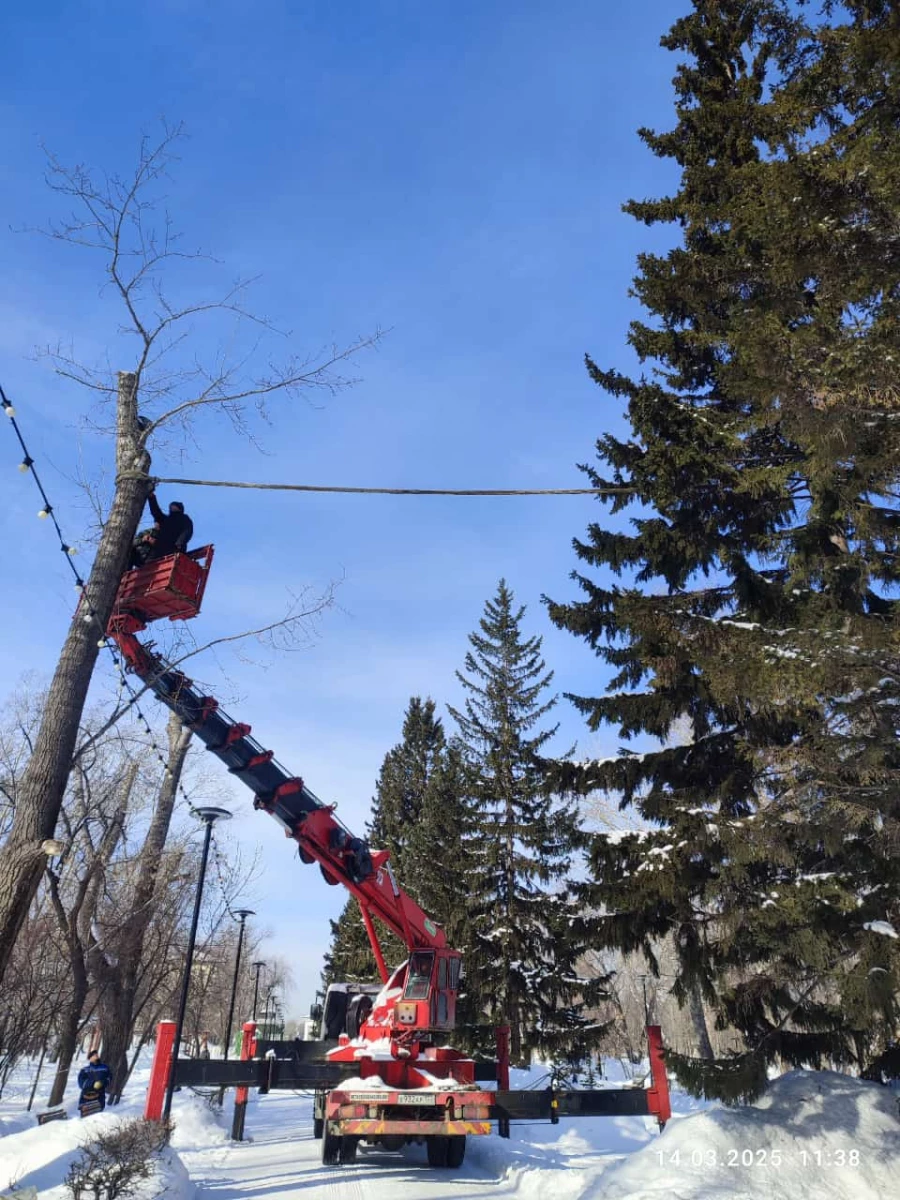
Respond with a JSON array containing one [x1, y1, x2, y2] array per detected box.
[[446, 1135, 466, 1168], [313, 1116, 324, 1139], [339, 1136, 359, 1163], [321, 1128, 341, 1165], [426, 1136, 449, 1167]]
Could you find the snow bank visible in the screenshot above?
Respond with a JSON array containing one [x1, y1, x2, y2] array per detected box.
[[591, 1070, 900, 1200], [0, 1108, 200, 1199], [167, 1092, 231, 1153]]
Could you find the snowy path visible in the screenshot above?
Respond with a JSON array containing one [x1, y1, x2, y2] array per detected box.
[[174, 1089, 647, 1199]]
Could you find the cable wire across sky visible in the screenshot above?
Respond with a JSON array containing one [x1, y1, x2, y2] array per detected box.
[[144, 475, 629, 498]]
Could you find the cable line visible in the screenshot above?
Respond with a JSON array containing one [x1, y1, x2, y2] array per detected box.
[[139, 476, 629, 498]]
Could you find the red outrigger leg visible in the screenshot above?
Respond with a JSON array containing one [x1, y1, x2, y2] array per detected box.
[[645, 1024, 671, 1129], [144, 1021, 177, 1121]]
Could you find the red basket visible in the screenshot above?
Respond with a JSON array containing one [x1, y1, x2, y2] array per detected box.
[[112, 545, 214, 627]]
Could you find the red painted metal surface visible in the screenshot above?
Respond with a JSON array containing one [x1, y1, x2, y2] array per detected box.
[[360, 905, 390, 983], [324, 1044, 478, 1089], [231, 1020, 258, 1141], [235, 1020, 257, 1107], [495, 1025, 510, 1091], [144, 1021, 176, 1121], [339, 1117, 491, 1137], [645, 1024, 671, 1127], [326, 1084, 494, 1139], [110, 546, 214, 630]]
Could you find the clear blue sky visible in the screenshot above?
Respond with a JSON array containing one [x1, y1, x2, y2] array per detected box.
[[1, 0, 684, 1014]]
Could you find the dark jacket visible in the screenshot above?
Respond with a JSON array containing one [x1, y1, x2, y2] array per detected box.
[[77, 1060, 112, 1095], [147, 494, 193, 555]]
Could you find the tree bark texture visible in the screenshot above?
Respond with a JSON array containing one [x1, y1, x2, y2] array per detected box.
[[46, 962, 89, 1109], [46, 768, 132, 1107], [0, 372, 151, 986]]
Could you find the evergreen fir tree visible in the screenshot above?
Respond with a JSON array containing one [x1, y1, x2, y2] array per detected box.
[[321, 900, 378, 987], [548, 0, 900, 1100], [404, 738, 472, 956], [450, 580, 601, 1064], [369, 697, 448, 870], [322, 697, 468, 986]]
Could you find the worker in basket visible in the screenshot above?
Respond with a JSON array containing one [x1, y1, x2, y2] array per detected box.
[[129, 519, 161, 568], [129, 489, 193, 567], [77, 1049, 112, 1115]]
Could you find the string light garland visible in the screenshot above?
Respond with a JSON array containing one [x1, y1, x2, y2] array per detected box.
[[1, 381, 211, 843], [209, 826, 239, 921]]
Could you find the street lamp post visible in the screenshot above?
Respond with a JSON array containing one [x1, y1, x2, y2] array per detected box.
[[222, 909, 255, 1061], [251, 961, 266, 1021], [162, 806, 232, 1122]]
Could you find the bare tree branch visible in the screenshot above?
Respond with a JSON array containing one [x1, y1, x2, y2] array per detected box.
[[72, 579, 339, 763]]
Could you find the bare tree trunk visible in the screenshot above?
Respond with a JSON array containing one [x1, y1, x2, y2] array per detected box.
[[93, 712, 191, 1102], [687, 978, 715, 1060], [0, 373, 150, 986], [46, 769, 132, 1107], [46, 959, 89, 1109]]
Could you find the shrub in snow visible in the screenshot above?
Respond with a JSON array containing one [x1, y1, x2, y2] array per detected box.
[[64, 1118, 171, 1200]]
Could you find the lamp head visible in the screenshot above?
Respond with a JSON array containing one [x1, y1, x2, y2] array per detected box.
[[191, 806, 233, 825]]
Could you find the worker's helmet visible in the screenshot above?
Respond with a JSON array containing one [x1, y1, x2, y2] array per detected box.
[[169, 501, 185, 513]]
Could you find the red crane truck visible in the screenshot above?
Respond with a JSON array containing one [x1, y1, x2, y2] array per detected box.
[[111, 544, 670, 1169]]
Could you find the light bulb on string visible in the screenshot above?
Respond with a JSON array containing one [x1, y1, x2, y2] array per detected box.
[[1, 399, 14, 417], [38, 508, 50, 519], [18, 457, 33, 472]]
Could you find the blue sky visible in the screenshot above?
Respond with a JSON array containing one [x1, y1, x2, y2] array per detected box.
[[1, 0, 684, 1013]]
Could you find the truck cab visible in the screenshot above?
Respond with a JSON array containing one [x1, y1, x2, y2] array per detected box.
[[390, 949, 461, 1033]]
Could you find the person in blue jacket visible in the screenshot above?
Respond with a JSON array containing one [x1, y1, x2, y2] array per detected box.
[[77, 1050, 112, 1113]]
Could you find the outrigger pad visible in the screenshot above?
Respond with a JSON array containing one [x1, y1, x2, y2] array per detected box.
[[35, 1108, 67, 1125]]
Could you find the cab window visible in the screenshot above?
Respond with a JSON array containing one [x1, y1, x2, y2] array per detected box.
[[404, 951, 435, 1001]]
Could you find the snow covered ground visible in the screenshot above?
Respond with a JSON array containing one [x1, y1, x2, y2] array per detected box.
[[2, 1053, 899, 1199]]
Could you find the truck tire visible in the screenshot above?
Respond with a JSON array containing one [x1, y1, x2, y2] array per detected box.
[[339, 1136, 359, 1163], [446, 1135, 466, 1167], [313, 1116, 324, 1139], [321, 1128, 341, 1165], [426, 1136, 449, 1167]]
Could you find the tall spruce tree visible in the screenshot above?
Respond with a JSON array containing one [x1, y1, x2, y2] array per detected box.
[[548, 0, 900, 1100], [322, 697, 468, 986], [450, 581, 599, 1064], [404, 738, 471, 956]]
